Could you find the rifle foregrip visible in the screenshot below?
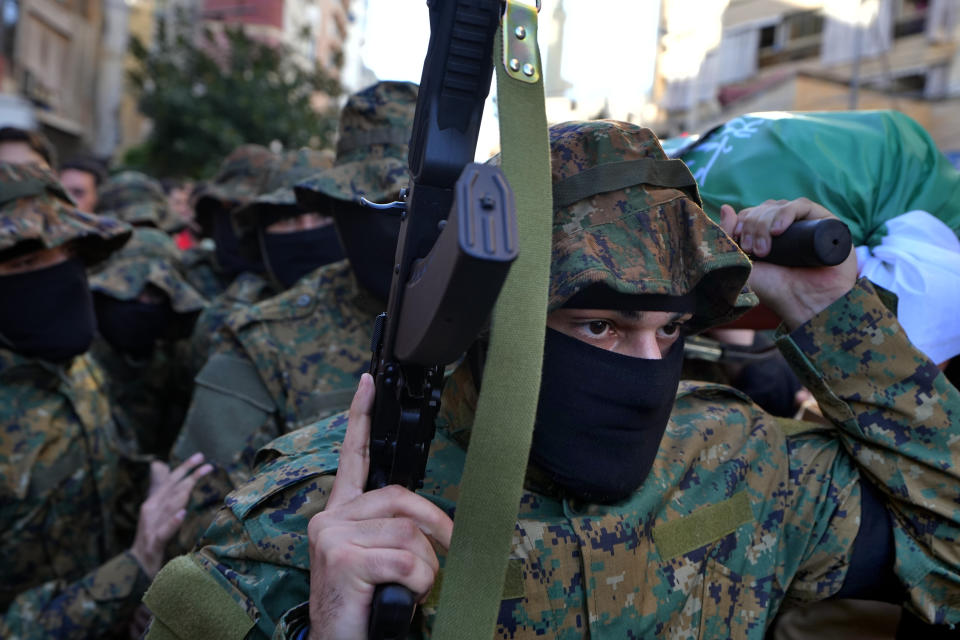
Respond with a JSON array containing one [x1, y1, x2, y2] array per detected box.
[[368, 583, 416, 640], [758, 218, 852, 267]]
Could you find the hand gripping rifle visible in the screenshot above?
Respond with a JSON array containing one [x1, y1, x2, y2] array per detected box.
[[362, 1, 516, 638]]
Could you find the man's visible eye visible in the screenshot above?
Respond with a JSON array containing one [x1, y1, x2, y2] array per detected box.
[[659, 322, 684, 338], [586, 320, 610, 336]]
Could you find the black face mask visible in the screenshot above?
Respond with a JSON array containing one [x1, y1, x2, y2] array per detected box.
[[0, 258, 97, 363], [260, 224, 345, 289], [529, 328, 685, 504], [213, 211, 264, 279], [93, 294, 174, 358], [333, 203, 402, 302]]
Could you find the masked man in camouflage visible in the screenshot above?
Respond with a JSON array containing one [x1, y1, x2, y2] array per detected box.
[[144, 121, 960, 638], [173, 82, 411, 471], [0, 163, 212, 638], [184, 146, 339, 365], [181, 144, 278, 327], [166, 82, 412, 553], [88, 226, 207, 457]]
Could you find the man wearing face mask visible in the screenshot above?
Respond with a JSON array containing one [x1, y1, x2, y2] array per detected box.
[[162, 83, 412, 558], [231, 147, 339, 291], [182, 145, 279, 373], [88, 227, 206, 457], [0, 163, 212, 638], [145, 120, 960, 639], [172, 82, 412, 473]]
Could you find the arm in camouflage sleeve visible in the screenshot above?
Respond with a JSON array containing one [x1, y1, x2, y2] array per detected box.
[[777, 277, 960, 625], [0, 551, 150, 639]]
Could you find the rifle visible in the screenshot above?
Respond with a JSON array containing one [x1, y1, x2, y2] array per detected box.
[[362, 1, 516, 638]]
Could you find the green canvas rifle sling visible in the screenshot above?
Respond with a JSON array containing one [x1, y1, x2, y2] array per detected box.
[[431, 2, 553, 639]]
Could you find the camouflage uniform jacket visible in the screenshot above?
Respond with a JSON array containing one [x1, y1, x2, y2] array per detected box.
[[187, 271, 277, 377], [154, 280, 960, 639], [0, 348, 150, 638], [172, 259, 379, 479]]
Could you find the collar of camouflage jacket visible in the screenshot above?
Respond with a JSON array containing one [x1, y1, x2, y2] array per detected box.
[[0, 346, 78, 381]]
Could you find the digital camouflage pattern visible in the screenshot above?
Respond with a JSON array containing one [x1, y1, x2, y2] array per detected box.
[[184, 145, 283, 372], [146, 121, 960, 639], [88, 227, 204, 456], [1, 164, 148, 636], [193, 144, 277, 236], [176, 81, 415, 470], [165, 260, 381, 554], [89, 227, 206, 314], [0, 349, 151, 638], [156, 280, 960, 640], [294, 81, 417, 211], [96, 171, 169, 229], [545, 121, 756, 332], [0, 162, 130, 265], [186, 271, 278, 377], [176, 259, 379, 472]]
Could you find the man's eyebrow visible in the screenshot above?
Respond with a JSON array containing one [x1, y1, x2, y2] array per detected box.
[[612, 310, 691, 322]]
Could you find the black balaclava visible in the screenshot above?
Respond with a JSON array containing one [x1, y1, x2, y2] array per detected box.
[[332, 202, 402, 302], [530, 328, 685, 504], [529, 288, 694, 505], [93, 292, 175, 359], [260, 224, 345, 289], [213, 210, 264, 279], [0, 258, 97, 363]]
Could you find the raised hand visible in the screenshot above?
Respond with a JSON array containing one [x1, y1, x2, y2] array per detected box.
[[720, 198, 859, 330], [130, 453, 213, 577], [307, 373, 454, 640]]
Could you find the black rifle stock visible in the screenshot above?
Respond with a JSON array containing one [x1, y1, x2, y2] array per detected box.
[[364, 1, 514, 638]]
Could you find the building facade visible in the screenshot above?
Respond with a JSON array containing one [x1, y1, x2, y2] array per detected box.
[[651, 0, 960, 148]]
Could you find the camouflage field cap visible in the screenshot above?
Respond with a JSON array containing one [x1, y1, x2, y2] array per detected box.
[[232, 148, 336, 238], [0, 162, 131, 266], [547, 121, 756, 334], [96, 171, 169, 229], [88, 227, 206, 314], [194, 144, 276, 233], [294, 81, 416, 212]]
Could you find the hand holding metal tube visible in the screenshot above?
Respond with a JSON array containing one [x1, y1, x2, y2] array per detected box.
[[720, 198, 859, 331]]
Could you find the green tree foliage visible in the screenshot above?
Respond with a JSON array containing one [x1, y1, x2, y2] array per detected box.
[[126, 15, 341, 178]]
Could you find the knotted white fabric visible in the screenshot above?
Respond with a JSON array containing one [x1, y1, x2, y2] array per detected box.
[[856, 210, 960, 365]]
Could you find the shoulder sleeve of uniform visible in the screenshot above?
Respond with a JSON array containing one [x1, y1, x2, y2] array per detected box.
[[778, 430, 861, 605], [144, 555, 255, 640], [0, 551, 149, 639], [171, 352, 277, 466], [179, 421, 345, 638], [776, 277, 960, 626]]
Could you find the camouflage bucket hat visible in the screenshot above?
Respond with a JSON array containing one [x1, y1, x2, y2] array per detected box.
[[194, 144, 276, 232], [232, 148, 336, 238], [295, 81, 417, 212], [88, 228, 206, 314], [547, 121, 756, 334], [96, 171, 169, 229], [0, 162, 131, 266]]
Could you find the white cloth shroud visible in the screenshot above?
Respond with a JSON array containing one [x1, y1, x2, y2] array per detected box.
[[855, 210, 960, 365]]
